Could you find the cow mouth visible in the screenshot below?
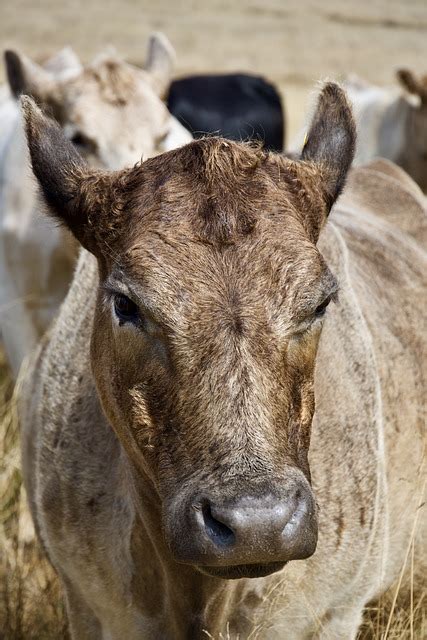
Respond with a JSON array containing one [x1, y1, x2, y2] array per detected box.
[[197, 561, 287, 580]]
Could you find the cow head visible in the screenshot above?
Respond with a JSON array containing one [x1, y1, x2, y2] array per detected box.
[[397, 68, 427, 191], [5, 33, 190, 170], [23, 83, 355, 579]]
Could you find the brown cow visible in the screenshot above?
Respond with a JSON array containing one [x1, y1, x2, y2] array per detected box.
[[19, 83, 426, 639]]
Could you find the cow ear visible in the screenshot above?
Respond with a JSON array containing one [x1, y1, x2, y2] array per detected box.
[[22, 96, 109, 255], [302, 82, 356, 212], [145, 32, 175, 98], [4, 50, 56, 101], [43, 46, 82, 79], [397, 69, 427, 104]]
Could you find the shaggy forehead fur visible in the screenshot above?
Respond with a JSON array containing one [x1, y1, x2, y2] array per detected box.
[[93, 137, 330, 253]]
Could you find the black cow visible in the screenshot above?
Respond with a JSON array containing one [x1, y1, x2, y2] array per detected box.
[[166, 73, 285, 152]]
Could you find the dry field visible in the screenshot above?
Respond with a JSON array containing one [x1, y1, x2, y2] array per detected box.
[[0, 0, 426, 638]]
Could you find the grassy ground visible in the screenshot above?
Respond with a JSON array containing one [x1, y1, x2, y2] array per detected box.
[[0, 351, 64, 640]]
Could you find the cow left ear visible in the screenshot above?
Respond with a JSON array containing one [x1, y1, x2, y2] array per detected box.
[[144, 32, 175, 98], [4, 50, 57, 101], [22, 96, 112, 257], [302, 82, 356, 213]]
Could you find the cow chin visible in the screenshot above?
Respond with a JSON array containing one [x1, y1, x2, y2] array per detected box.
[[196, 562, 288, 580]]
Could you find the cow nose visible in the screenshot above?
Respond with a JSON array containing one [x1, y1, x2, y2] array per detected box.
[[190, 485, 317, 566]]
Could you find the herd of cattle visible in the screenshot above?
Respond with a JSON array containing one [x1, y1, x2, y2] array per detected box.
[[1, 32, 426, 639]]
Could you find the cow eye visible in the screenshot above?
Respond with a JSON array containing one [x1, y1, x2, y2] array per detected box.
[[113, 294, 140, 325], [314, 296, 331, 318]]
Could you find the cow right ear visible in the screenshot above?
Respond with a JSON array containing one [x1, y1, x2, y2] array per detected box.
[[301, 82, 356, 213], [4, 50, 57, 101], [144, 32, 175, 98], [22, 96, 110, 256]]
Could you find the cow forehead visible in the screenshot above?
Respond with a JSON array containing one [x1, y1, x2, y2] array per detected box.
[[101, 139, 331, 305], [111, 220, 328, 326], [105, 244, 331, 356], [135, 237, 323, 282], [117, 140, 313, 244], [61, 62, 165, 118]]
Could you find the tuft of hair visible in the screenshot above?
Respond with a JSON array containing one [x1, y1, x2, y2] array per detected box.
[[86, 57, 138, 106], [169, 137, 267, 244]]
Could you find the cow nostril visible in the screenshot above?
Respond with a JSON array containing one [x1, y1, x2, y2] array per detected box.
[[202, 503, 235, 548]]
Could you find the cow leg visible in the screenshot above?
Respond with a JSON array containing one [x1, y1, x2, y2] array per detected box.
[[63, 580, 102, 640]]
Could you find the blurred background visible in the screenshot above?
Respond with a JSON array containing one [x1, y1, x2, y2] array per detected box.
[[1, 0, 426, 139]]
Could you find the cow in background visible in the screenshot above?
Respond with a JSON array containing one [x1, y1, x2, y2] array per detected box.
[[167, 72, 284, 151], [0, 33, 192, 377], [344, 70, 427, 191]]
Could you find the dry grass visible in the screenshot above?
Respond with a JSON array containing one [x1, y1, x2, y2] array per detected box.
[[0, 351, 65, 639], [359, 594, 426, 640], [0, 346, 424, 639]]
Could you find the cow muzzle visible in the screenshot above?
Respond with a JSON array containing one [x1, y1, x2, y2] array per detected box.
[[166, 474, 318, 579]]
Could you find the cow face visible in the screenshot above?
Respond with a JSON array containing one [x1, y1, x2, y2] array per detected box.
[[5, 33, 188, 170], [23, 83, 355, 579], [397, 69, 427, 191]]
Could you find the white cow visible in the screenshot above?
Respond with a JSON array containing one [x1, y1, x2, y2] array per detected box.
[[344, 70, 427, 191], [0, 34, 191, 377], [0, 47, 83, 376], [0, 47, 82, 143]]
